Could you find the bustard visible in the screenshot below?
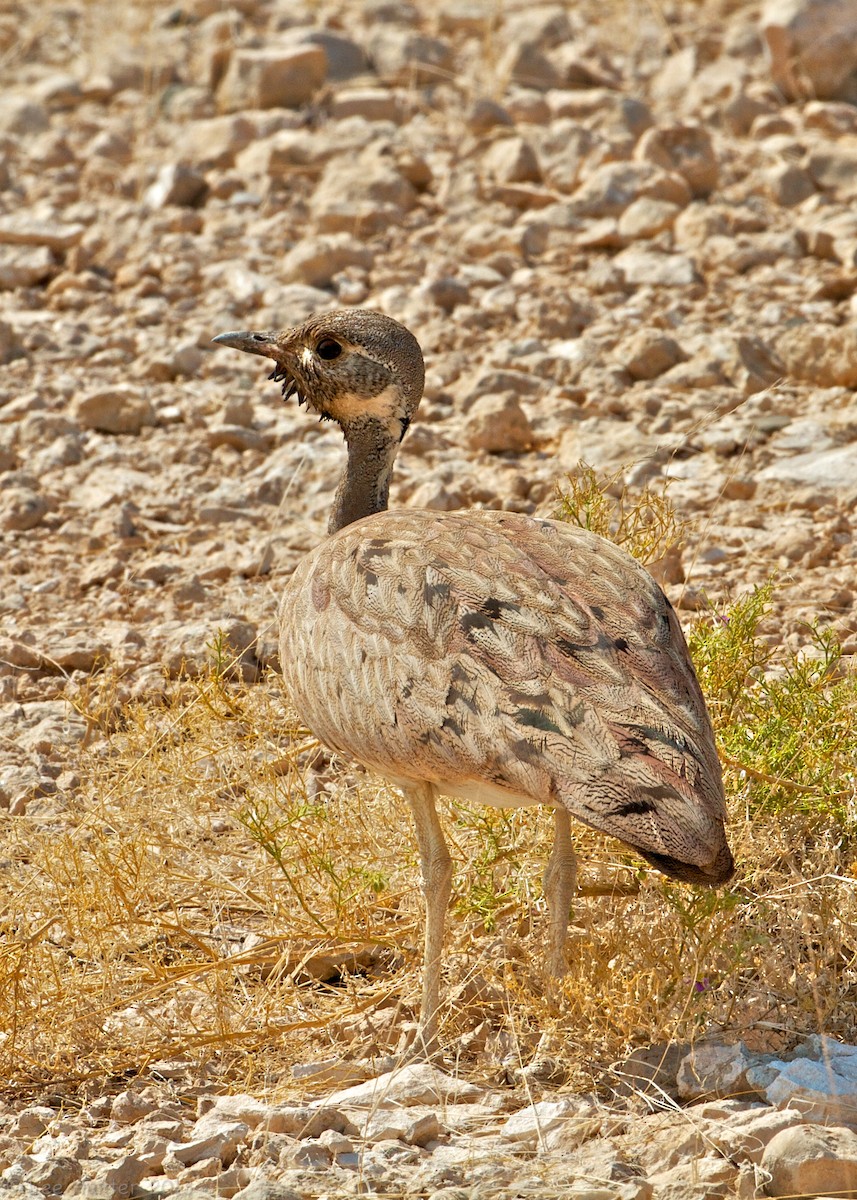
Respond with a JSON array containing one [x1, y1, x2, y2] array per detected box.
[[213, 309, 734, 1052]]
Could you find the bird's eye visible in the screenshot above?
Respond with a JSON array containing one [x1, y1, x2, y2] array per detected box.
[[316, 338, 343, 360]]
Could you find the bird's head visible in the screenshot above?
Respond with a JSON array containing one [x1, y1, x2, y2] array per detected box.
[[212, 308, 425, 444]]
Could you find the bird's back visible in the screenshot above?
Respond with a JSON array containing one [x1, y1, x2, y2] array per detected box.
[[279, 508, 733, 886]]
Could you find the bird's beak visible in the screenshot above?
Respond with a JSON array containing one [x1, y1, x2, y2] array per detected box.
[[211, 330, 280, 360]]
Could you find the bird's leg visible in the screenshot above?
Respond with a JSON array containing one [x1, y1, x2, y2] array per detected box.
[[403, 783, 453, 1057], [543, 806, 577, 978]]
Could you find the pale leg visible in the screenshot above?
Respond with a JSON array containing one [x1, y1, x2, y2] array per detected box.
[[543, 807, 577, 977], [403, 783, 453, 1055]]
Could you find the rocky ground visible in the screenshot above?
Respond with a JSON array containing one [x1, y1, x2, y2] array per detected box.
[[2, 0, 857, 1194]]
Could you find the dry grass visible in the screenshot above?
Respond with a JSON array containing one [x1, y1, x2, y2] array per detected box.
[[1, 469, 856, 1103]]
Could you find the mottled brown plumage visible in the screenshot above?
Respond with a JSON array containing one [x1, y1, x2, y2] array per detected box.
[[213, 308, 734, 1053]]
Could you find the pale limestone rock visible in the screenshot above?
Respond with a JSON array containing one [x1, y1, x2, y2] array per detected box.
[[329, 88, 404, 123], [264, 1105, 355, 1138], [482, 136, 542, 185], [619, 332, 685, 380], [635, 123, 719, 197], [807, 144, 857, 199], [72, 386, 155, 435], [747, 1036, 857, 1121], [0, 244, 54, 289], [0, 216, 84, 251], [143, 163, 208, 209], [617, 197, 681, 239], [570, 162, 691, 218], [0, 95, 48, 134], [0, 487, 49, 532], [368, 28, 454, 84], [282, 235, 374, 288], [648, 1155, 738, 1200], [218, 45, 327, 111], [776, 324, 857, 388], [317, 1064, 487, 1109], [677, 1041, 763, 1102], [762, 1124, 857, 1198], [310, 146, 417, 234], [761, 0, 857, 99], [173, 115, 257, 170], [167, 1120, 248, 1166], [614, 248, 700, 287], [500, 1096, 598, 1148]]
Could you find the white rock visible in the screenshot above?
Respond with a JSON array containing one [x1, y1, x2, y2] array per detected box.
[[762, 1123, 857, 1197], [758, 445, 857, 494], [761, 0, 857, 99], [747, 1036, 857, 1121], [677, 1041, 762, 1101], [316, 1063, 487, 1109], [0, 245, 54, 289], [501, 1096, 598, 1148], [72, 386, 155, 435], [166, 1119, 248, 1166], [218, 45, 327, 111]]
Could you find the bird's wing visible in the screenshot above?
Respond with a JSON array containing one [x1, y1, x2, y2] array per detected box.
[[280, 509, 731, 883]]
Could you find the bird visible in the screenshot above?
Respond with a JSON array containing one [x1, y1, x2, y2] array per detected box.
[[212, 308, 734, 1054]]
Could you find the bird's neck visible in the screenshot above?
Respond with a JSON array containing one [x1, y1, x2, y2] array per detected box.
[[329, 418, 399, 534]]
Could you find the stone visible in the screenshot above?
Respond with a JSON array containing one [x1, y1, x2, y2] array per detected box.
[[329, 88, 404, 122], [368, 28, 454, 84], [500, 1096, 598, 1148], [282, 234, 373, 287], [143, 163, 208, 208], [310, 146, 417, 234], [619, 333, 685, 380], [677, 1041, 763, 1102], [635, 123, 719, 197], [317, 1064, 487, 1109], [807, 145, 857, 199], [218, 45, 327, 111], [648, 1155, 738, 1200], [747, 1036, 857, 1121], [614, 247, 700, 286], [0, 320, 22, 365], [292, 30, 366, 80], [0, 244, 54, 289], [167, 1120, 248, 1166], [764, 162, 816, 207], [265, 1106, 356, 1138], [762, 1124, 857, 1197], [465, 394, 534, 453], [0, 216, 85, 251], [776, 324, 857, 387], [570, 162, 691, 217], [72, 386, 155, 434], [0, 95, 48, 134], [499, 41, 562, 90], [173, 115, 256, 171], [482, 136, 541, 184], [0, 487, 49, 532], [761, 0, 857, 100]]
